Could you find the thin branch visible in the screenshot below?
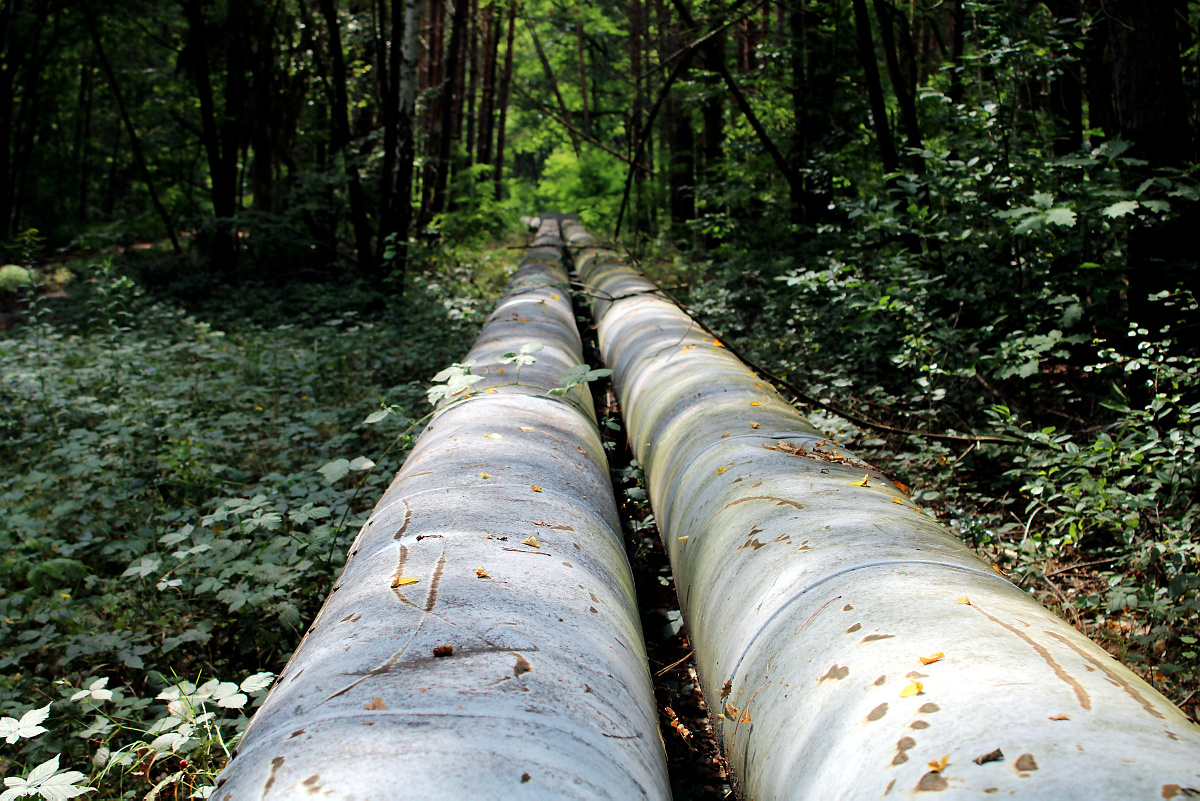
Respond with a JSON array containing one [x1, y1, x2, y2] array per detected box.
[[512, 83, 655, 173]]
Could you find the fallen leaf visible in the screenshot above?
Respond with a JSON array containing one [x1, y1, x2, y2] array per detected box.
[[750, 401, 762, 406], [486, 388, 497, 393], [900, 681, 923, 698], [717, 466, 729, 475], [973, 748, 1004, 765], [713, 338, 724, 347], [725, 701, 738, 717], [677, 536, 689, 543], [720, 432, 731, 438], [481, 472, 492, 479], [928, 755, 949, 772], [476, 566, 490, 578], [433, 644, 453, 657], [364, 697, 389, 710], [992, 564, 1007, 576], [891, 497, 903, 503], [551, 294, 561, 300], [919, 652, 945, 665], [393, 576, 420, 587], [518, 426, 535, 431], [484, 433, 502, 439], [720, 679, 733, 699], [485, 534, 493, 539], [682, 344, 694, 350], [739, 710, 751, 723], [522, 535, 540, 548], [893, 480, 911, 495], [851, 474, 870, 487], [497, 368, 505, 374], [956, 596, 971, 605], [1048, 714, 1069, 721], [749, 422, 760, 429], [531, 485, 542, 492]]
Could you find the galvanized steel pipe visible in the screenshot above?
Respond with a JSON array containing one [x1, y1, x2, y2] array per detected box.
[[563, 218, 1200, 799], [215, 219, 670, 799]]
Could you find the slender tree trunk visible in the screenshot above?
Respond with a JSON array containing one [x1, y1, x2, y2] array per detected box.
[[86, 12, 181, 255], [419, 0, 444, 226], [948, 0, 965, 103], [431, 0, 469, 219], [575, 15, 591, 137], [872, 0, 923, 172], [528, 18, 582, 157], [493, 0, 516, 201], [630, 0, 647, 232], [851, 0, 898, 172], [320, 0, 374, 268], [477, 2, 498, 173], [380, 0, 418, 276]]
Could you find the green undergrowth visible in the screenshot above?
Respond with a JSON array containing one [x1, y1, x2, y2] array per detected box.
[[0, 244, 506, 796]]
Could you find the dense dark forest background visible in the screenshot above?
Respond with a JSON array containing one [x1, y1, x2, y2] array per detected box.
[[1, 0, 1198, 796]]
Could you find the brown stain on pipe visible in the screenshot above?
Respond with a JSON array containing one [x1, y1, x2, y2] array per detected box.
[[973, 604, 1091, 710], [1043, 629, 1165, 719], [722, 495, 804, 511]]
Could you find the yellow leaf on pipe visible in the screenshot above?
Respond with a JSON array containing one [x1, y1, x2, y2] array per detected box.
[[531, 485, 543, 492], [851, 474, 870, 487], [392, 576, 420, 587], [717, 466, 728, 475], [928, 755, 949, 772], [956, 596, 971, 605], [522, 535, 540, 548], [920, 652, 945, 665], [750, 401, 762, 407], [481, 472, 492, 479], [900, 681, 923, 697]]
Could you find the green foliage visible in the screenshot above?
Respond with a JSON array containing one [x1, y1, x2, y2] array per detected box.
[[0, 247, 491, 794]]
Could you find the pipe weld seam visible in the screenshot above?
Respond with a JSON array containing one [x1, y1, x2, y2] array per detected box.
[[658, 433, 829, 527], [721, 560, 1017, 691]]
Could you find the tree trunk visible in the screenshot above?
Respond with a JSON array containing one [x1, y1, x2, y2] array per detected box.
[[320, 0, 374, 269], [528, 19, 582, 157], [493, 0, 516, 201], [431, 0, 469, 220], [379, 0, 419, 276], [872, 0, 924, 173], [86, 11, 181, 255], [851, 0, 898, 173], [477, 2, 498, 171]]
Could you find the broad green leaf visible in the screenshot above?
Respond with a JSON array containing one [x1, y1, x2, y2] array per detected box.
[[1102, 200, 1139, 218], [318, 459, 350, 484], [1045, 207, 1077, 227], [348, 456, 375, 471]]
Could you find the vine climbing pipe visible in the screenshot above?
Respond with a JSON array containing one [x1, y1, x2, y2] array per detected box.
[[215, 219, 670, 799], [562, 218, 1200, 799]]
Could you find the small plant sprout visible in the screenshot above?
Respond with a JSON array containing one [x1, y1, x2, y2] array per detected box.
[[426, 360, 484, 404]]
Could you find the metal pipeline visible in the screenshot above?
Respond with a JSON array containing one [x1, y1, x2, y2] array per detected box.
[[563, 218, 1200, 799], [215, 219, 669, 799]]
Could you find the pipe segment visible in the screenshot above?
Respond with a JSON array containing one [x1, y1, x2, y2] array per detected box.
[[215, 219, 670, 799], [562, 218, 1200, 799]]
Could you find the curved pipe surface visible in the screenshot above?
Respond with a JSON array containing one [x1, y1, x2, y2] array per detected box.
[[563, 218, 1200, 799], [216, 220, 670, 799]]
